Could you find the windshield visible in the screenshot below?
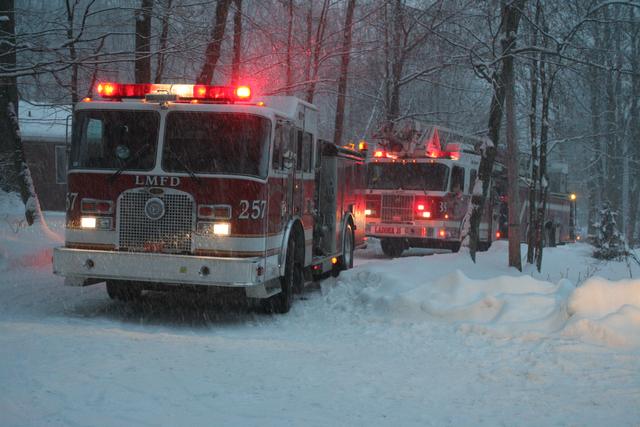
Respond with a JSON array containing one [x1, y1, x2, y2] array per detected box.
[[367, 162, 449, 191], [162, 112, 271, 178], [70, 110, 159, 170]]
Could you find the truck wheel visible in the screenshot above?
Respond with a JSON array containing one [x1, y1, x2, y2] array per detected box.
[[381, 238, 404, 258], [333, 224, 354, 277], [106, 280, 142, 302], [477, 241, 491, 252], [263, 235, 301, 314], [342, 224, 354, 269]]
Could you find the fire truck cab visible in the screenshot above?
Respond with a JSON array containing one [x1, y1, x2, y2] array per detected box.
[[365, 124, 493, 257], [52, 82, 365, 313]]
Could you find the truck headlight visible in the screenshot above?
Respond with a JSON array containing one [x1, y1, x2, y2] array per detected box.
[[197, 221, 231, 236], [81, 216, 96, 229], [212, 222, 230, 236], [80, 216, 111, 230]]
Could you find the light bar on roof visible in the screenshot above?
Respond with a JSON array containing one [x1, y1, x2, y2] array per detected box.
[[96, 82, 252, 102]]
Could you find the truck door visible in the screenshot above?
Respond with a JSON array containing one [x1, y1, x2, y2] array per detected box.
[[274, 122, 296, 222], [292, 129, 304, 217]]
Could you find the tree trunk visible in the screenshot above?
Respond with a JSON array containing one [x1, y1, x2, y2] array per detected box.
[[629, 11, 640, 246], [0, 1, 43, 226], [587, 54, 603, 237], [154, 0, 173, 83], [387, 0, 403, 123], [134, 0, 153, 83], [303, 0, 313, 96], [197, 0, 232, 85], [65, 0, 79, 104], [535, 59, 552, 272], [285, 0, 294, 95], [465, 0, 526, 262], [333, 0, 356, 146], [305, 0, 330, 104], [0, 0, 19, 189], [230, 0, 243, 85], [526, 1, 540, 265], [504, 31, 521, 271]]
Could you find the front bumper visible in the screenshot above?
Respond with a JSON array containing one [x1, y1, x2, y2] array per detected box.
[[365, 222, 459, 240], [53, 247, 266, 288]]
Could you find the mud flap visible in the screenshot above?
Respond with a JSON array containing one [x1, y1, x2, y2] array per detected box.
[[244, 279, 281, 299], [64, 277, 104, 287]]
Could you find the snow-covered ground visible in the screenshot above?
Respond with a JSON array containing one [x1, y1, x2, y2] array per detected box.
[[1, 192, 639, 426]]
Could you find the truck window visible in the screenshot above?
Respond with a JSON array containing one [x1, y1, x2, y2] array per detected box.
[[273, 124, 284, 170], [469, 169, 477, 195], [70, 110, 159, 170], [163, 112, 271, 178], [451, 166, 465, 193], [367, 163, 449, 191], [302, 132, 313, 172]]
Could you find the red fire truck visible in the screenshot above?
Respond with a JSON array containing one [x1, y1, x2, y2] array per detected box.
[[52, 82, 366, 313], [364, 123, 573, 257]]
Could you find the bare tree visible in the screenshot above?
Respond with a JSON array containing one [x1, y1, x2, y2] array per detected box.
[[305, 0, 330, 103], [135, 0, 153, 83], [0, 0, 42, 226], [504, 4, 522, 271], [198, 0, 232, 85], [154, 0, 173, 83], [333, 0, 357, 146], [464, 0, 526, 263], [230, 0, 243, 85], [284, 0, 294, 94]]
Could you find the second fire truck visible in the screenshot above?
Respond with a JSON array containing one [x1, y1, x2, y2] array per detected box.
[[365, 123, 573, 257], [53, 82, 366, 313]]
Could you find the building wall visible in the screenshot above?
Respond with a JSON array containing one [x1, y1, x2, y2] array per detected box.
[[23, 140, 67, 211]]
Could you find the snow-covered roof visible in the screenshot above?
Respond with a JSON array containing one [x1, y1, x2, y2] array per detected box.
[[19, 101, 71, 143]]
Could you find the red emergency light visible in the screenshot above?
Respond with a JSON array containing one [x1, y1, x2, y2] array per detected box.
[[426, 148, 460, 160], [372, 150, 397, 159], [96, 82, 253, 102], [414, 199, 432, 220], [97, 82, 151, 98], [426, 130, 460, 160]]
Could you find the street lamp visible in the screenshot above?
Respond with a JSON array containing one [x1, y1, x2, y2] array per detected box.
[[569, 193, 577, 240]]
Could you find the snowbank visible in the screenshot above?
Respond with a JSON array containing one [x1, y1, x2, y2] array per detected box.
[[331, 240, 640, 348], [564, 277, 640, 348], [335, 268, 572, 338], [0, 191, 63, 272]]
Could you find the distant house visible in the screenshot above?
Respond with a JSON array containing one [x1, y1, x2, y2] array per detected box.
[[20, 102, 71, 211]]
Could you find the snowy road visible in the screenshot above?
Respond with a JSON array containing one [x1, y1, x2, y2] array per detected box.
[[1, 211, 640, 426]]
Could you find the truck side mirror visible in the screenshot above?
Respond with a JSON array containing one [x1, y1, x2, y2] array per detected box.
[[283, 150, 296, 170]]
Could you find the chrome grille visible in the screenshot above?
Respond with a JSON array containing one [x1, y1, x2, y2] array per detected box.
[[118, 190, 194, 253], [381, 195, 413, 223]]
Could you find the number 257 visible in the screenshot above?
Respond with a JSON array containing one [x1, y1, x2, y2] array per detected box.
[[239, 200, 266, 219]]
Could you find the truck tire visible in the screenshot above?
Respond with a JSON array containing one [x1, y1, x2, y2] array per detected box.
[[381, 238, 404, 258], [477, 240, 492, 252], [106, 280, 142, 302], [332, 224, 354, 277], [263, 234, 301, 314], [342, 224, 354, 269]]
